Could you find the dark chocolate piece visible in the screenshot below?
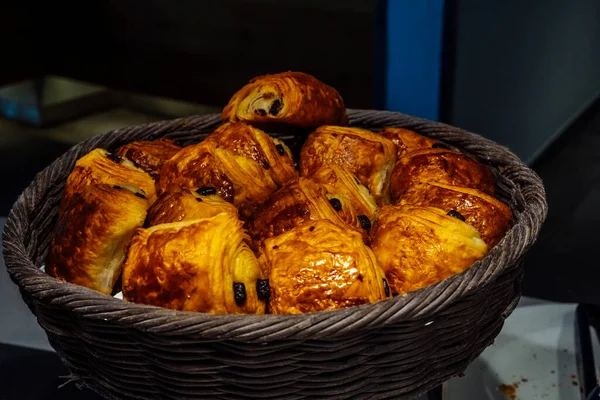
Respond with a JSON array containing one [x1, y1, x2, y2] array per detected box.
[[233, 282, 247, 306], [329, 198, 342, 211], [358, 215, 371, 230], [256, 279, 271, 301], [447, 209, 466, 222], [196, 187, 217, 196], [383, 278, 391, 297]]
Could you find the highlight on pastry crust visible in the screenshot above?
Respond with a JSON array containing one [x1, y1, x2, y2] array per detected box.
[[60, 148, 157, 215], [245, 177, 368, 253], [299, 126, 397, 205], [46, 183, 149, 295], [145, 186, 239, 227], [390, 148, 495, 202], [398, 181, 512, 247], [307, 165, 378, 221], [222, 71, 348, 130], [122, 211, 266, 314], [158, 122, 297, 217], [116, 138, 182, 179], [378, 127, 440, 158], [259, 219, 390, 314], [370, 205, 488, 295]]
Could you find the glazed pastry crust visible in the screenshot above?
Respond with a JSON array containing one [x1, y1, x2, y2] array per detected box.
[[123, 212, 265, 314], [390, 148, 495, 201], [245, 177, 366, 252], [222, 71, 348, 130], [158, 122, 297, 217], [145, 187, 239, 227], [116, 138, 181, 179], [260, 219, 388, 314], [47, 184, 148, 295], [300, 126, 397, 205], [307, 165, 378, 221], [371, 205, 488, 295], [378, 127, 438, 158], [399, 182, 512, 247], [60, 148, 156, 214]]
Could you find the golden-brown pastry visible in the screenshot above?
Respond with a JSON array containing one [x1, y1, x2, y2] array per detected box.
[[145, 186, 239, 227], [398, 182, 512, 247], [245, 177, 368, 253], [60, 148, 156, 214], [307, 165, 378, 221], [390, 148, 495, 201], [222, 71, 348, 130], [116, 138, 182, 179], [122, 211, 266, 314], [259, 219, 390, 314], [158, 122, 297, 217], [300, 126, 397, 205], [371, 205, 488, 295], [46, 184, 149, 295], [378, 127, 440, 157]]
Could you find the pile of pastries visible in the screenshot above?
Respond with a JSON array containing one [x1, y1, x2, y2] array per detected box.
[[46, 72, 512, 315]]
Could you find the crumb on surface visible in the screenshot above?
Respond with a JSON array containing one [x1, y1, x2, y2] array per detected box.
[[498, 382, 519, 400]]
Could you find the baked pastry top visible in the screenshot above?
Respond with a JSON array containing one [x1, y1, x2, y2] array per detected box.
[[116, 138, 182, 180], [300, 126, 397, 205], [370, 205, 488, 295], [390, 148, 496, 201], [259, 219, 389, 314], [145, 186, 239, 227], [222, 71, 348, 130], [123, 211, 266, 314], [60, 148, 156, 214], [158, 122, 296, 218]]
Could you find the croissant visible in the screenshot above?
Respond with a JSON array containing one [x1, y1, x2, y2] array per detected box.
[[307, 165, 378, 221], [371, 205, 488, 295], [145, 186, 239, 227], [259, 219, 390, 314], [378, 127, 440, 157], [116, 138, 181, 179], [399, 182, 512, 247], [300, 126, 397, 204], [159, 122, 297, 217], [390, 148, 495, 202], [46, 184, 149, 295], [245, 177, 369, 253], [222, 71, 348, 130], [60, 148, 156, 215], [122, 211, 266, 314]]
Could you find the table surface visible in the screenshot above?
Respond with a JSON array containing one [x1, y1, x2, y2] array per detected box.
[[0, 217, 591, 400]]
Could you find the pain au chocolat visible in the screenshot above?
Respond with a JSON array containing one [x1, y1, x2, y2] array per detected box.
[[300, 126, 397, 205], [222, 71, 348, 130], [158, 121, 296, 218], [370, 205, 488, 296], [259, 219, 390, 314], [47, 183, 149, 295], [123, 211, 266, 314]]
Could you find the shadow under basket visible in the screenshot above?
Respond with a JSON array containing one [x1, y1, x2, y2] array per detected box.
[[2, 110, 547, 400]]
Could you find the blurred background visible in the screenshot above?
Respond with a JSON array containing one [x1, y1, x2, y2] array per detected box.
[[1, 1, 599, 399]]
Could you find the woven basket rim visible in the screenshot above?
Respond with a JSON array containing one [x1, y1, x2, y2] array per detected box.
[[2, 109, 548, 341]]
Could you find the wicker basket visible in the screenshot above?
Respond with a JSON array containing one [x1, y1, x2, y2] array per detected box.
[[3, 110, 547, 400]]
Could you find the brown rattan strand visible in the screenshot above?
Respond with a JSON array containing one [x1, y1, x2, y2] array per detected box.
[[3, 109, 547, 399]]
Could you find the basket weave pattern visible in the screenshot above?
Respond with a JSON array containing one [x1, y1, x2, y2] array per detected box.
[[3, 110, 547, 399]]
